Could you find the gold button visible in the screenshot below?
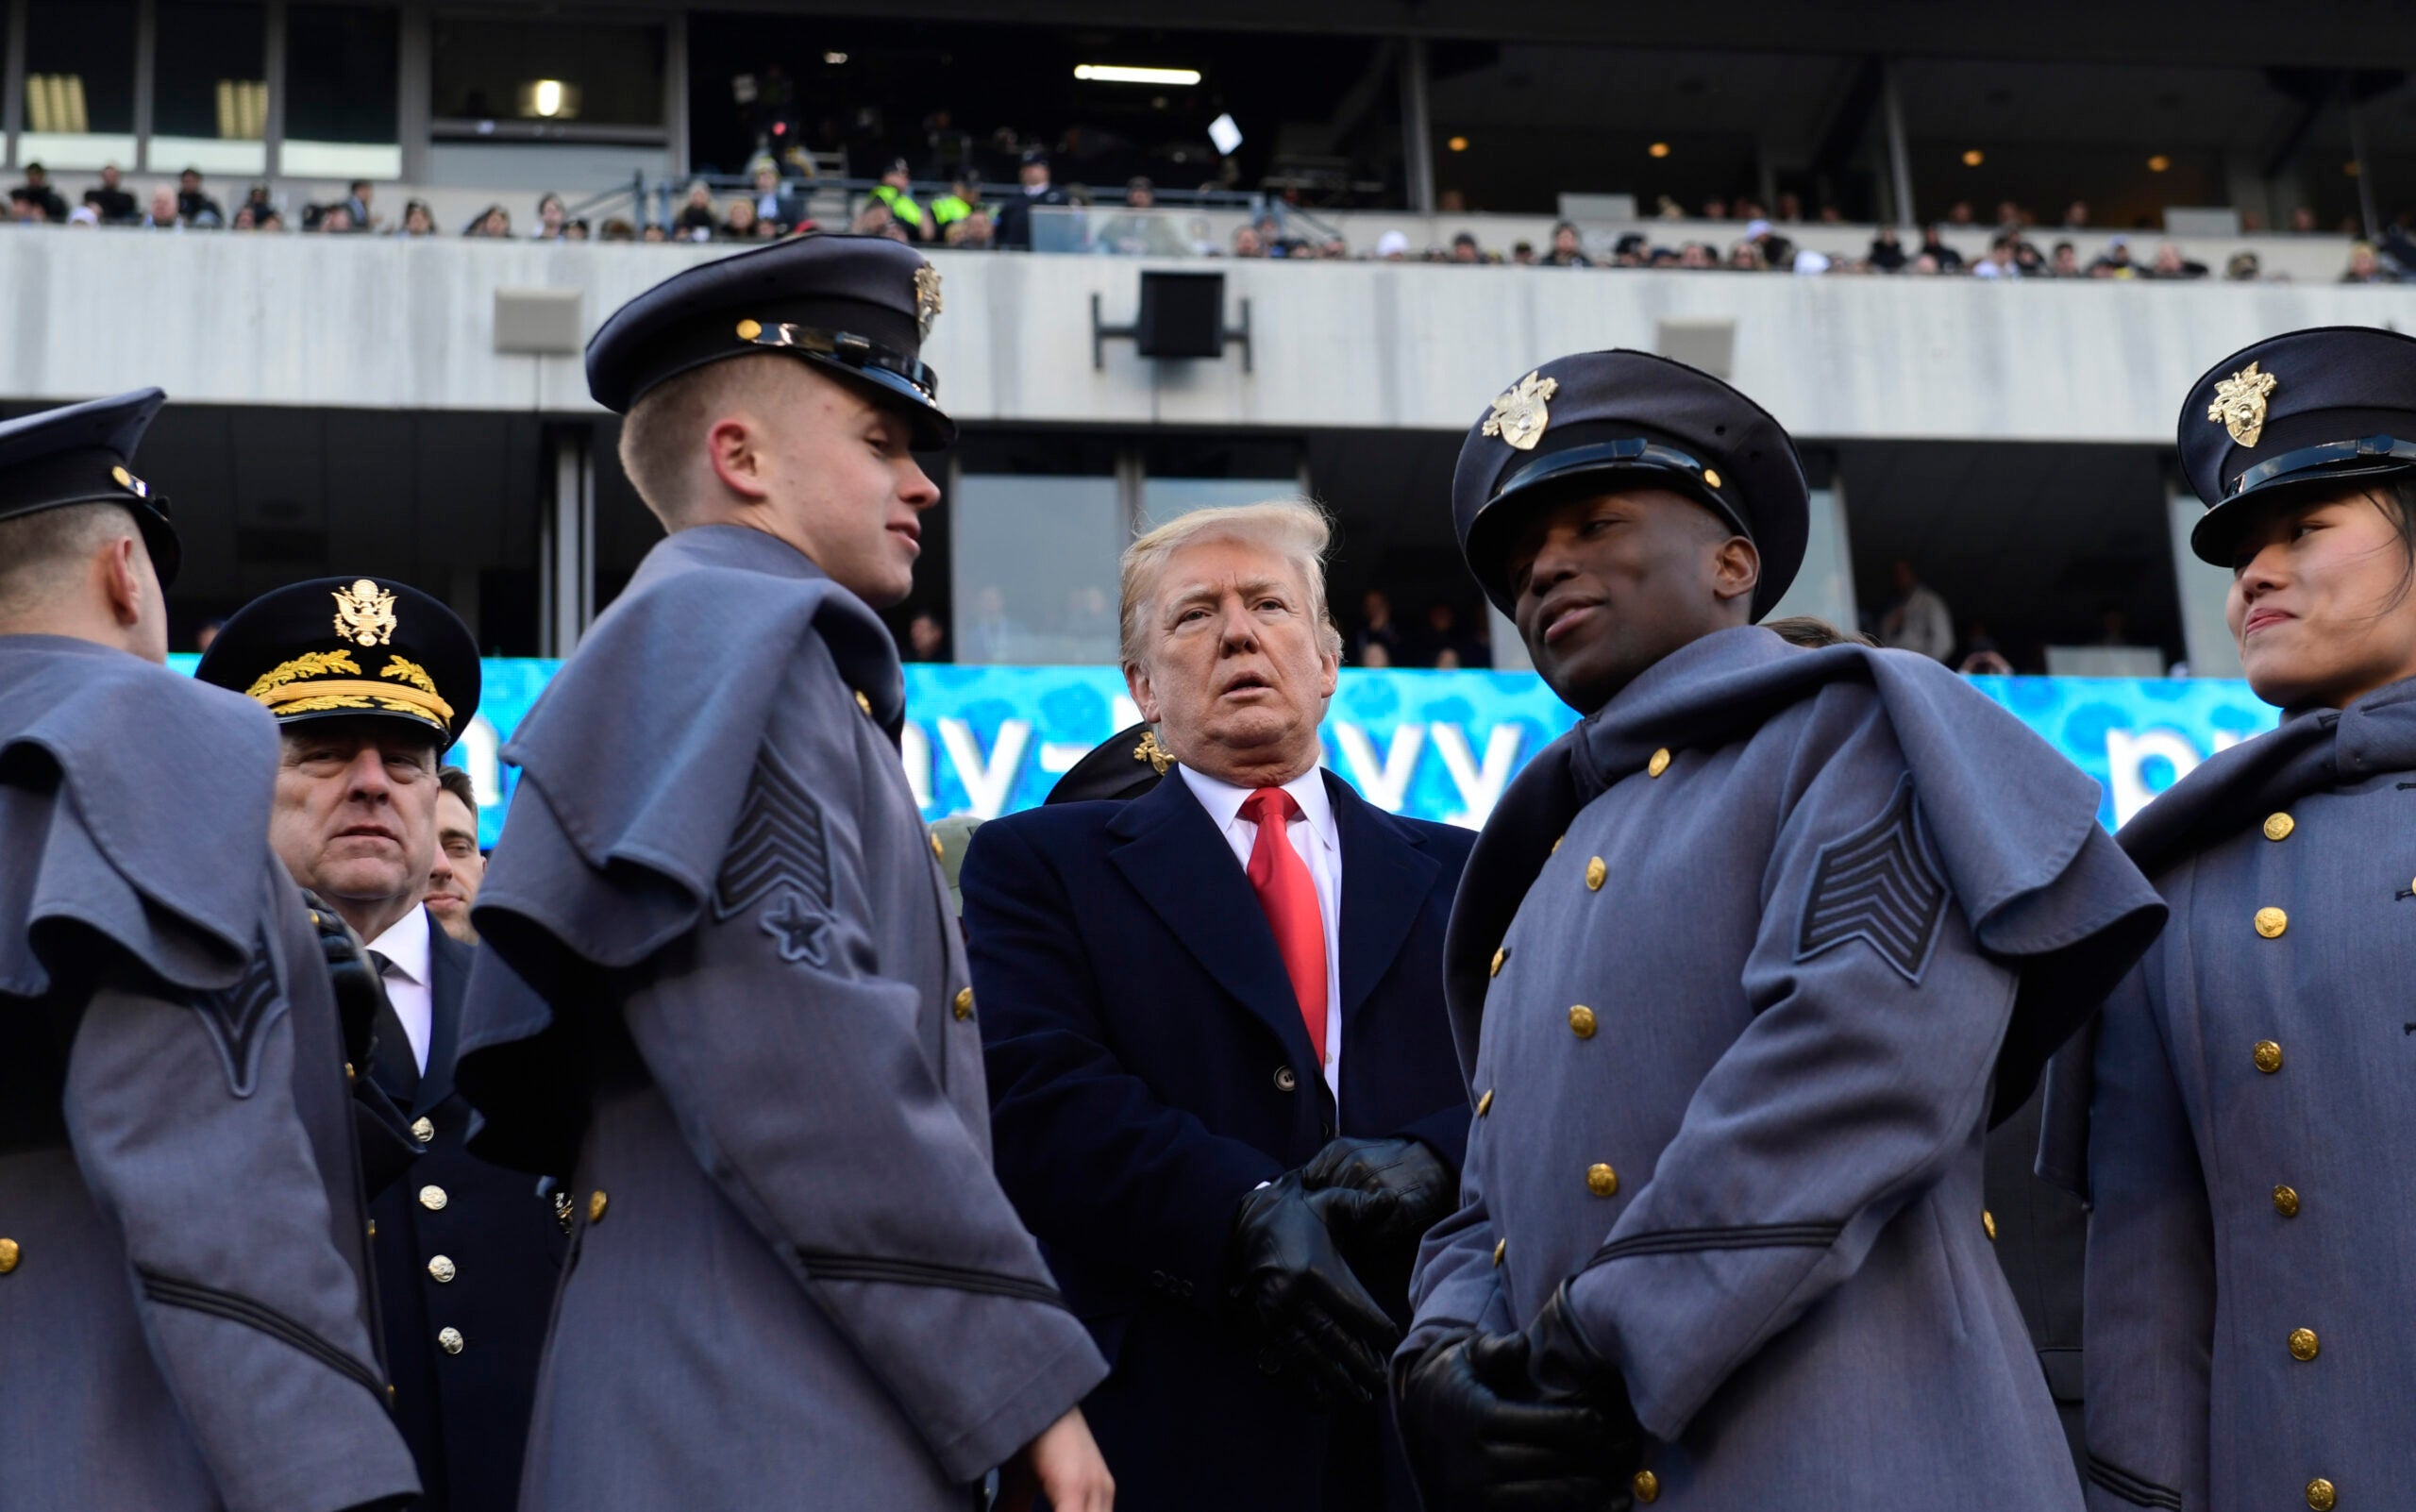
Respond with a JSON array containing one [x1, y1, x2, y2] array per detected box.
[[735, 318, 763, 341], [437, 1326, 465, 1355], [1491, 1238, 1506, 1267], [418, 1184, 448, 1212], [854, 690, 872, 715], [2289, 1327, 2320, 1361], [1489, 947, 1506, 977], [0, 1237, 19, 1274], [1568, 1005, 1597, 1039], [1585, 857, 1606, 891], [953, 987, 974, 1020], [344, 1061, 356, 1081], [428, 1254, 457, 1284], [1586, 1163, 1619, 1198], [2254, 1040, 2284, 1074], [2255, 907, 2288, 939], [2275, 1184, 2302, 1218], [1477, 1088, 1494, 1117], [411, 1117, 435, 1144], [1647, 748, 1671, 778], [1551, 834, 1563, 854], [2307, 1477, 2337, 1511], [1633, 1470, 1661, 1504], [930, 832, 945, 860], [588, 1189, 609, 1224], [2263, 812, 2295, 841], [1984, 1210, 1998, 1242], [1273, 1066, 1299, 1092], [367, 1219, 377, 1236]]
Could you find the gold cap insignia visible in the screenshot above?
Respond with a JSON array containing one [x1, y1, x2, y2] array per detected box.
[[735, 317, 763, 342], [2208, 361, 2279, 447], [914, 264, 943, 342], [1133, 729, 1172, 775], [1482, 371, 1559, 451], [109, 463, 149, 497], [332, 579, 398, 647]]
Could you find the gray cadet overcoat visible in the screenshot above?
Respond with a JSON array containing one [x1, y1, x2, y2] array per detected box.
[[456, 526, 1107, 1512], [0, 634, 419, 1512], [2042, 677, 2416, 1512], [1407, 626, 2164, 1510]]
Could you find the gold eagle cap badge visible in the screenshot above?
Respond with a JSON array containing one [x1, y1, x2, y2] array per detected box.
[[2208, 361, 2279, 447], [332, 579, 398, 647], [914, 264, 943, 341], [1483, 371, 1559, 451]]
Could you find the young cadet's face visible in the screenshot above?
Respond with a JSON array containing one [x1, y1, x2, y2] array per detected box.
[[752, 368, 940, 608], [2227, 487, 2416, 710], [1502, 486, 1758, 716]]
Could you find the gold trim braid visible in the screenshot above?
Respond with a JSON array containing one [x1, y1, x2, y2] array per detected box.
[[254, 679, 454, 723], [245, 649, 363, 699], [380, 656, 440, 696]]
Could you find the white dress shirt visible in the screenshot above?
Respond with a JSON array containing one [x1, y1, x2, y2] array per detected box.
[[1177, 764, 1345, 1106], [365, 903, 434, 1075]]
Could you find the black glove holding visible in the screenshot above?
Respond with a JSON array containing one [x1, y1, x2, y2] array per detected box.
[[1300, 1135, 1454, 1251], [1396, 1284, 1645, 1512], [1228, 1170, 1403, 1405]]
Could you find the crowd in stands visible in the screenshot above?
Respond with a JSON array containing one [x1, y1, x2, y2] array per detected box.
[[14, 157, 2412, 282]]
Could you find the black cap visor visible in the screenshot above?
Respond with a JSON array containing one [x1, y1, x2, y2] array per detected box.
[[1464, 437, 1746, 619], [2190, 433, 2416, 564]]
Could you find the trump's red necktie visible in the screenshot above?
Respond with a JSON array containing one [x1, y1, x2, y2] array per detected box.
[[1241, 787, 1327, 1065]]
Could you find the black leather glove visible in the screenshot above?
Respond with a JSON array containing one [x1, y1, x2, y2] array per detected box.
[[300, 889, 387, 1067], [1228, 1171, 1402, 1404], [1300, 1135, 1454, 1249], [1396, 1285, 1645, 1512]]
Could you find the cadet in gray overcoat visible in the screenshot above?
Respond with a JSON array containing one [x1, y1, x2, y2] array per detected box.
[[1394, 352, 2166, 1511], [453, 237, 1113, 1511], [2042, 326, 2416, 1512], [0, 391, 419, 1512]]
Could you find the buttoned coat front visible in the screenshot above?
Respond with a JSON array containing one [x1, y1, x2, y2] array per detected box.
[[455, 527, 1106, 1512], [1407, 627, 2163, 1511], [2044, 680, 2416, 1512]]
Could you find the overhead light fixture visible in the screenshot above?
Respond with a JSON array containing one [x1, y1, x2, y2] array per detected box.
[[824, 51, 847, 65], [1648, 141, 1671, 159], [1961, 148, 1984, 167], [1074, 64, 1201, 86], [517, 79, 580, 120], [1447, 135, 1469, 153], [2345, 160, 2362, 177], [1207, 113, 1242, 155], [2146, 154, 2171, 173]]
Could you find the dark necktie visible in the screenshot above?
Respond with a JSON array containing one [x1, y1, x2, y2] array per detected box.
[[365, 949, 420, 1101]]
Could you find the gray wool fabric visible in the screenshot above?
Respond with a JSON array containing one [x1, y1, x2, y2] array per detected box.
[[0, 634, 418, 1512], [1407, 625, 2164, 1509], [2042, 678, 2416, 1512], [456, 525, 1105, 1511]]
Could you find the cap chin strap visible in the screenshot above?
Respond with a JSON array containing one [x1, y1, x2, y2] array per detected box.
[[2231, 434, 2416, 496], [1497, 436, 1752, 542], [737, 321, 938, 402]]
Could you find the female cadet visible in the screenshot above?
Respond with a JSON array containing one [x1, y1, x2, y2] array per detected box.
[[2055, 326, 2416, 1512]]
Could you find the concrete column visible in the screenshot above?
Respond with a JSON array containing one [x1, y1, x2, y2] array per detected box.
[[261, 0, 285, 177], [396, 1, 431, 184], [1399, 36, 1434, 216], [663, 9, 688, 181], [3, 0, 26, 170], [1881, 59, 1915, 227], [542, 425, 594, 657], [132, 0, 155, 171]]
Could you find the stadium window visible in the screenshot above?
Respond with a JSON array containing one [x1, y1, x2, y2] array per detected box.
[[21, 0, 137, 171], [284, 5, 403, 180], [949, 435, 1125, 667], [431, 17, 665, 133], [152, 2, 267, 177]]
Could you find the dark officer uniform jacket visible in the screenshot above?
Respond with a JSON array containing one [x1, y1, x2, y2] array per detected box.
[[456, 524, 1107, 1510], [1407, 626, 2164, 1510], [0, 634, 419, 1512], [367, 910, 564, 1512], [964, 760, 1476, 1512]]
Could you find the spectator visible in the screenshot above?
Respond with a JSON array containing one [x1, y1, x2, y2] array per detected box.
[[236, 182, 274, 227], [1545, 221, 1591, 267], [2089, 234, 2138, 277], [1971, 231, 2021, 279], [1946, 200, 1976, 226], [869, 157, 931, 241], [723, 195, 772, 240], [2062, 200, 2090, 228], [944, 207, 995, 248], [1359, 641, 1393, 667], [598, 217, 637, 242], [10, 161, 67, 222], [2049, 239, 2081, 277], [993, 147, 1070, 249], [426, 765, 486, 948], [314, 204, 355, 233], [1908, 251, 1942, 276], [64, 205, 96, 228], [1919, 225, 1965, 271], [81, 162, 136, 224], [1818, 204, 1845, 224], [1250, 212, 1292, 258], [341, 179, 376, 230], [2290, 205, 2318, 233], [906, 612, 948, 662], [750, 160, 797, 231], [9, 194, 46, 224], [176, 167, 223, 227], [1230, 223, 1264, 258], [1867, 227, 1907, 272], [2341, 241, 2391, 283], [395, 199, 438, 237], [1351, 589, 1402, 664], [1703, 197, 1729, 220], [1374, 228, 1409, 260], [2148, 242, 2208, 279], [1450, 230, 1482, 263], [1776, 191, 1804, 223], [533, 192, 568, 241], [2224, 250, 2262, 281], [1879, 560, 1955, 662], [1611, 231, 1649, 266], [639, 223, 667, 243], [1124, 176, 1156, 210], [1678, 241, 1716, 268], [850, 200, 896, 237], [674, 180, 718, 238], [256, 209, 286, 232], [465, 204, 512, 238], [564, 218, 591, 241], [1511, 240, 1537, 265], [1416, 601, 1485, 667], [1725, 238, 1766, 271], [142, 187, 182, 229], [930, 174, 979, 235]]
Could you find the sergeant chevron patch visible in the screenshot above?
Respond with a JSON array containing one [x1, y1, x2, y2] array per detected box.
[[1795, 776, 1947, 984], [190, 937, 286, 1097], [714, 748, 835, 965]]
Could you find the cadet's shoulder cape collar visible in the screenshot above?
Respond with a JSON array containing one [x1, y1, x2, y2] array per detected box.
[[657, 522, 831, 582]]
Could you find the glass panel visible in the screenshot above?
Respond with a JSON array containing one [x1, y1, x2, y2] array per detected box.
[[431, 17, 664, 129], [286, 5, 403, 181], [950, 475, 1124, 665], [21, 1, 137, 172], [150, 1, 265, 180]]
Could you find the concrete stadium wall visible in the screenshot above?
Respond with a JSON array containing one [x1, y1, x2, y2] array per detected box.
[[6, 228, 2412, 441]]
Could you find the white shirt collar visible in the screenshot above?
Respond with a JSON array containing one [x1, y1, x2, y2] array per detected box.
[[365, 902, 432, 986], [1177, 763, 1337, 855]]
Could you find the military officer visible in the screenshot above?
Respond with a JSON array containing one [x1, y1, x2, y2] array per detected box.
[[0, 390, 419, 1511], [196, 578, 563, 1512], [1395, 351, 2167, 1510], [2041, 327, 2416, 1512], [451, 234, 1114, 1511]]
